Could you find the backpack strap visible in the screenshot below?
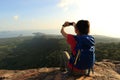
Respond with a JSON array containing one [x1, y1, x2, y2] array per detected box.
[[74, 49, 80, 65]]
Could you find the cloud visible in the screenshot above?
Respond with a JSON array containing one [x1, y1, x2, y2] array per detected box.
[[13, 15, 19, 21], [58, 0, 79, 11]]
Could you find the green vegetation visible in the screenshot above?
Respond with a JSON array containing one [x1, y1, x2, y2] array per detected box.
[[93, 35, 120, 43], [95, 42, 120, 61], [0, 35, 119, 70]]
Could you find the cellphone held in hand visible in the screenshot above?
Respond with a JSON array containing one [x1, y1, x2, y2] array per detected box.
[[62, 22, 73, 27], [69, 23, 73, 25]]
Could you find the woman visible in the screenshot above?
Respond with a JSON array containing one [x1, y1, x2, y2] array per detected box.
[[60, 20, 95, 75]]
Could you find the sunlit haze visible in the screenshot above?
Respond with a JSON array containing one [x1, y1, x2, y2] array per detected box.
[[0, 0, 120, 38]]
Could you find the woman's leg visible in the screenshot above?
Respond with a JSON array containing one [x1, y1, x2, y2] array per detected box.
[[60, 51, 70, 71]]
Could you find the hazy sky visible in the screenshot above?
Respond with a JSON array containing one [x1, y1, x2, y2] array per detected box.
[[0, 0, 120, 38]]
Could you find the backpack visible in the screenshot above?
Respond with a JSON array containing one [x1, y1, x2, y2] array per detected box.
[[69, 35, 95, 75]]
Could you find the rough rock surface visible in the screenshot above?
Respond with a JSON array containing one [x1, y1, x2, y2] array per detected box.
[[0, 60, 120, 80]]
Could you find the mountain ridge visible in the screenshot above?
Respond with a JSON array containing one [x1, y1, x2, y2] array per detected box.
[[0, 30, 120, 39], [0, 30, 120, 43]]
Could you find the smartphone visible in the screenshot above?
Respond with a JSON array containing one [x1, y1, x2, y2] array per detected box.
[[62, 22, 73, 27], [69, 23, 73, 26]]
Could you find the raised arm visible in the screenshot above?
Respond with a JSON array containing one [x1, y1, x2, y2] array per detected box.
[[60, 22, 75, 38], [60, 22, 69, 38], [61, 26, 67, 38]]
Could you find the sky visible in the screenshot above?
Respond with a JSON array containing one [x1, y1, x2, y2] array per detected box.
[[0, 0, 120, 38]]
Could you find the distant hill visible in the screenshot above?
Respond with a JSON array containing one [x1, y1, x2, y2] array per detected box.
[[33, 34, 120, 43], [0, 30, 44, 38], [0, 30, 59, 38], [93, 35, 120, 43], [0, 30, 120, 43]]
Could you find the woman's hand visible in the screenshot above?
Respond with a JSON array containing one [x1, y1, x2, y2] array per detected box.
[[62, 21, 70, 27], [61, 21, 76, 38]]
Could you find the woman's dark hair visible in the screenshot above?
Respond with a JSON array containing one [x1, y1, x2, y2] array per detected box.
[[76, 20, 90, 35]]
